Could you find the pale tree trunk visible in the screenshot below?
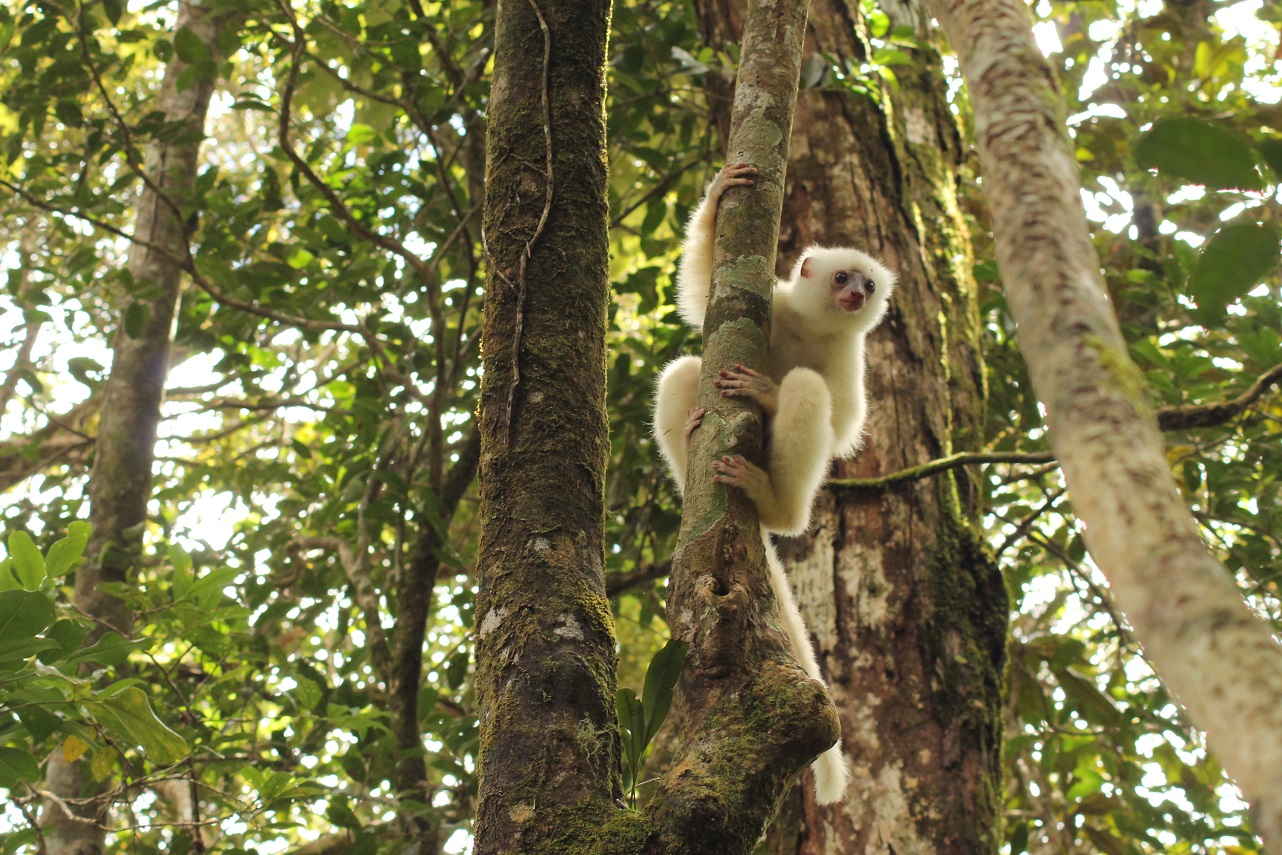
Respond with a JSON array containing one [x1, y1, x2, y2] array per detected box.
[[696, 0, 1007, 851], [933, 0, 1282, 846], [41, 4, 233, 852]]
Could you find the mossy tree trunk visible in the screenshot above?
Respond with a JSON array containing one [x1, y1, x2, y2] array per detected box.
[[473, 0, 619, 849], [933, 0, 1282, 844], [696, 1, 1009, 851], [40, 3, 233, 853]]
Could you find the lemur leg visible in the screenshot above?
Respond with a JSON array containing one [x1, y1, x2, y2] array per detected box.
[[676, 163, 759, 329], [654, 356, 703, 494], [713, 366, 834, 535]]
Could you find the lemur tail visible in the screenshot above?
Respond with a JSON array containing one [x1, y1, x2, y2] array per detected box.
[[765, 536, 849, 805]]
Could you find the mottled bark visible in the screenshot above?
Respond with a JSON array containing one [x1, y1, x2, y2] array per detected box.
[[473, 0, 618, 849], [40, 4, 232, 853], [932, 0, 1282, 846], [695, 0, 1008, 851]]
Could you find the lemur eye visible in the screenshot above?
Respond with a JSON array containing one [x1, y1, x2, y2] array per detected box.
[[866, 280, 876, 294], [835, 271, 848, 284]]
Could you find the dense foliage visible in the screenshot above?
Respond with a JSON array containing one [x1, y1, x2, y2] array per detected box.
[[0, 0, 1277, 851]]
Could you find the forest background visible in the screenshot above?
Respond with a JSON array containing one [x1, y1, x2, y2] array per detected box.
[[0, 0, 1279, 851]]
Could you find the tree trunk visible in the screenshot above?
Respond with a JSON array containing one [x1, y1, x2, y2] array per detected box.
[[40, 4, 232, 852], [473, 0, 618, 848], [932, 0, 1282, 844], [694, 1, 1009, 851]]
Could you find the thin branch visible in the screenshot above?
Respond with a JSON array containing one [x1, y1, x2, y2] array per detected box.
[[33, 789, 101, 828], [74, 0, 190, 255], [828, 450, 1055, 491], [830, 361, 1282, 492], [1157, 361, 1282, 431], [997, 486, 1066, 557], [274, 3, 435, 288], [605, 558, 671, 598]]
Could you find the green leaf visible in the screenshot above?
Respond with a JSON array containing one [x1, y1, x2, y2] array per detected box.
[[0, 637, 58, 665], [101, 0, 122, 25], [68, 520, 91, 544], [615, 688, 644, 775], [90, 686, 188, 765], [346, 123, 379, 145], [173, 26, 210, 63], [1190, 222, 1281, 322], [46, 525, 90, 579], [0, 559, 17, 592], [1134, 119, 1263, 190], [445, 649, 469, 690], [16, 704, 64, 741], [42, 618, 90, 661], [186, 566, 237, 607], [1258, 139, 1282, 182], [168, 544, 193, 599], [294, 677, 322, 711], [66, 631, 152, 667], [0, 747, 41, 789], [6, 531, 45, 589], [286, 248, 315, 269], [640, 638, 689, 744], [124, 301, 151, 338], [0, 590, 55, 641], [1009, 820, 1030, 853]]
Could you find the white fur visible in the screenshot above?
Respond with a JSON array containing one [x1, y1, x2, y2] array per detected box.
[[654, 166, 896, 806], [765, 535, 852, 804]]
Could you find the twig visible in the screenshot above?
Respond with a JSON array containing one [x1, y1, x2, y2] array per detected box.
[[34, 789, 101, 827], [274, 0, 436, 289], [503, 0, 555, 445], [996, 486, 1066, 557]]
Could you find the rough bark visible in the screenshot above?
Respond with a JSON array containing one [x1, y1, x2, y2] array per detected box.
[[473, 0, 618, 849], [695, 0, 1008, 850], [39, 4, 231, 853], [932, 0, 1282, 845]]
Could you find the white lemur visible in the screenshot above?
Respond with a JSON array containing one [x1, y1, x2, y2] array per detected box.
[[653, 162, 895, 806]]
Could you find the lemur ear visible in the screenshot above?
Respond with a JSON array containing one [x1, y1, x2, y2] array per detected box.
[[799, 257, 813, 279]]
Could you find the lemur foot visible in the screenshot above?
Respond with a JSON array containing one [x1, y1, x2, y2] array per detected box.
[[684, 407, 706, 441], [714, 364, 778, 416], [712, 454, 770, 494]]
